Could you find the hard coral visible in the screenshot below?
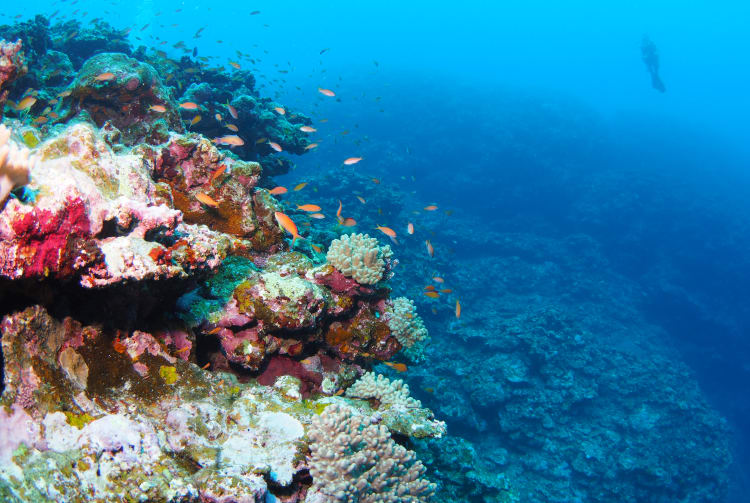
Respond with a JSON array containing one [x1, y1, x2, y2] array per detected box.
[[0, 124, 33, 208], [326, 233, 393, 285], [307, 404, 436, 503], [384, 297, 429, 362]]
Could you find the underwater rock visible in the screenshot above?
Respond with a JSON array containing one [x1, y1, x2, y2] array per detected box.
[[0, 123, 236, 285], [51, 19, 132, 69], [0, 39, 26, 119], [61, 52, 183, 145]]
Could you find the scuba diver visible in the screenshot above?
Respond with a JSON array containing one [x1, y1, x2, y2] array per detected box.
[[641, 36, 666, 92]]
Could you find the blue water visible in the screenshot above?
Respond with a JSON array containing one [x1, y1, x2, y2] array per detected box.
[[4, 0, 750, 501]]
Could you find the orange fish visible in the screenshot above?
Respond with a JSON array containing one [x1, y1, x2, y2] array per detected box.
[[318, 87, 335, 97], [214, 135, 245, 146], [149, 105, 167, 113], [336, 200, 343, 221], [229, 61, 241, 69], [376, 226, 396, 238], [297, 204, 322, 212], [310, 213, 326, 219], [311, 244, 323, 253], [425, 240, 434, 257], [195, 192, 219, 208], [215, 113, 223, 121], [225, 124, 239, 132], [294, 182, 307, 191], [190, 115, 202, 126], [342, 218, 357, 226], [179, 101, 200, 110], [372, 178, 380, 184], [269, 141, 283, 152], [226, 102, 239, 119], [15, 96, 37, 111], [424, 291, 440, 299], [356, 196, 366, 204], [424, 205, 438, 211], [407, 222, 414, 235], [273, 106, 286, 115], [207, 327, 222, 335], [343, 157, 362, 165], [299, 126, 316, 133], [269, 186, 288, 195], [209, 165, 226, 184], [304, 143, 319, 150], [383, 361, 407, 372], [441, 288, 453, 294], [33, 116, 48, 125], [456, 299, 461, 319], [95, 72, 115, 81], [274, 211, 300, 246], [433, 277, 444, 283], [424, 285, 436, 291]]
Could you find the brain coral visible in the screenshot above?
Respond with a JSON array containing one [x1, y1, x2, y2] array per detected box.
[[384, 297, 429, 362], [326, 233, 393, 285]]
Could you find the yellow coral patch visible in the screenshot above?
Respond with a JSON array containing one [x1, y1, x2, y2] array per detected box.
[[159, 365, 179, 385]]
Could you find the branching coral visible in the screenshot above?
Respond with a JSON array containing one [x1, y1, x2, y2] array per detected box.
[[307, 404, 436, 502], [0, 124, 33, 208], [326, 233, 393, 285], [345, 373, 447, 438], [384, 297, 429, 362]]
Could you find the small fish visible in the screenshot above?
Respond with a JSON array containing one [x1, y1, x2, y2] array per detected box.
[[95, 72, 116, 81], [383, 361, 407, 372], [274, 211, 300, 246], [229, 61, 241, 69], [225, 124, 239, 132], [269, 186, 288, 195], [371, 178, 380, 184], [297, 204, 322, 212], [318, 87, 335, 97], [342, 218, 357, 226], [425, 240, 434, 257], [195, 192, 219, 208], [250, 10, 261, 15], [207, 326, 222, 335], [269, 141, 283, 152], [356, 196, 366, 204], [424, 285, 437, 291], [214, 135, 245, 146], [456, 299, 461, 319], [407, 222, 414, 235], [149, 104, 167, 113], [304, 143, 319, 150], [33, 116, 48, 125], [376, 226, 396, 238], [424, 387, 434, 394], [441, 288, 453, 294], [179, 102, 200, 110], [58, 90, 72, 98], [424, 205, 438, 211], [294, 182, 307, 191], [215, 113, 223, 121], [226, 102, 239, 119], [311, 244, 323, 253], [433, 277, 444, 283], [15, 96, 37, 111], [209, 165, 226, 184], [190, 115, 202, 126], [336, 200, 343, 220], [256, 137, 267, 144], [299, 126, 316, 132], [424, 291, 440, 299], [319, 48, 330, 55], [273, 106, 286, 115], [310, 213, 326, 219]]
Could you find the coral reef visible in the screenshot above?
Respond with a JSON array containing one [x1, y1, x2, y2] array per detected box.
[[0, 39, 25, 120], [0, 124, 32, 208], [307, 404, 436, 503], [384, 297, 429, 362], [346, 372, 446, 439], [326, 232, 394, 285]]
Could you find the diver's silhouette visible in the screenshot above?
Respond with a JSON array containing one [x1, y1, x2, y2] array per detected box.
[[641, 36, 666, 93]]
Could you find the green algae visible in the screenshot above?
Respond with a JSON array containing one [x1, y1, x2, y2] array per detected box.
[[159, 365, 179, 385]]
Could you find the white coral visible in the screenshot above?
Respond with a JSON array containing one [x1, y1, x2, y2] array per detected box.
[[326, 233, 392, 285], [385, 297, 429, 362], [0, 124, 33, 208]]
